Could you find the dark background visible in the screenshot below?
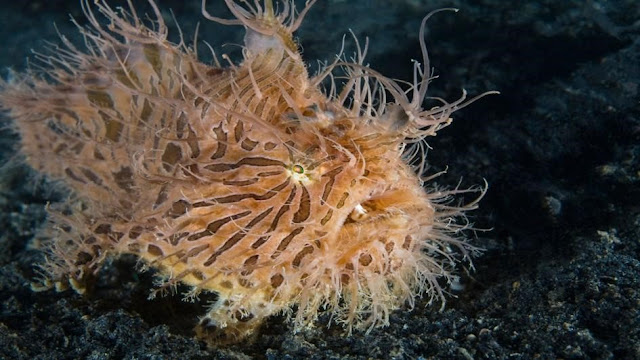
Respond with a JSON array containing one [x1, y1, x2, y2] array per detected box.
[[1, 0, 639, 359]]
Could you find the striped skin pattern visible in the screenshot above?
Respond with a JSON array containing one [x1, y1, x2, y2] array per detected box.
[[0, 0, 490, 344]]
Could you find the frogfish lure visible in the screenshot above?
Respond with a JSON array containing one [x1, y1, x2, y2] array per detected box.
[[0, 0, 495, 344]]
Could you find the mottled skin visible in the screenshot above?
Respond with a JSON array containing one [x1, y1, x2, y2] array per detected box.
[[0, 0, 489, 344]]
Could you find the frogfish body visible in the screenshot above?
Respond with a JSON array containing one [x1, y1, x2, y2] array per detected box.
[[0, 0, 489, 344]]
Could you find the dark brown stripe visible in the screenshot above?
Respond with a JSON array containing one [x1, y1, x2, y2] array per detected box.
[[222, 178, 259, 186], [87, 90, 114, 108], [245, 207, 274, 227], [210, 123, 227, 160], [337, 192, 349, 208], [54, 143, 68, 155], [292, 185, 310, 223], [187, 210, 251, 241], [80, 168, 103, 186], [169, 232, 189, 246], [94, 224, 111, 234], [320, 209, 333, 225], [147, 244, 163, 257], [100, 110, 123, 142], [128, 226, 143, 239], [321, 166, 344, 202], [292, 244, 314, 268], [210, 193, 251, 204], [162, 142, 182, 172], [269, 186, 297, 231], [143, 43, 163, 76], [204, 163, 234, 172], [257, 170, 283, 177], [139, 98, 153, 123], [176, 112, 188, 138], [184, 244, 209, 258], [241, 254, 259, 276], [204, 156, 285, 173], [236, 157, 286, 167], [234, 121, 244, 142], [215, 179, 288, 204], [270, 273, 284, 288], [153, 184, 169, 209], [253, 100, 265, 120], [359, 253, 373, 266], [165, 199, 190, 218], [93, 148, 105, 160], [241, 138, 259, 151], [271, 227, 304, 259], [65, 168, 86, 183], [70, 142, 84, 154], [203, 207, 273, 266], [251, 235, 270, 249], [403, 235, 413, 250], [112, 166, 135, 193], [187, 129, 200, 158]]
